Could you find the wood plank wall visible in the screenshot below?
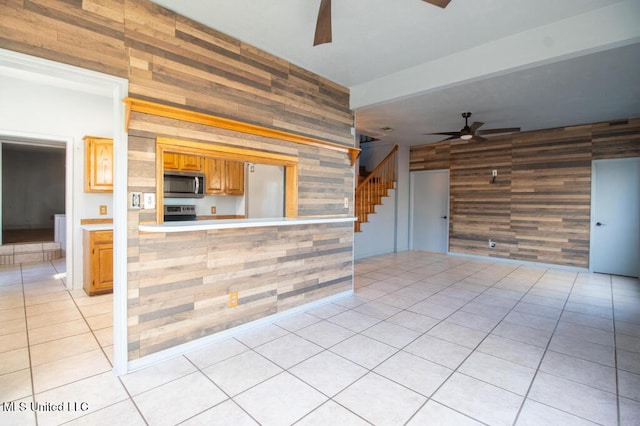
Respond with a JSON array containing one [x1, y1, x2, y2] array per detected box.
[[1, 0, 355, 361], [1, 0, 352, 145], [410, 118, 640, 268], [129, 222, 353, 358]]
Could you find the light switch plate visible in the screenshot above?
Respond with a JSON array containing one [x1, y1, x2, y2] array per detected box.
[[130, 192, 142, 209], [143, 193, 155, 210]]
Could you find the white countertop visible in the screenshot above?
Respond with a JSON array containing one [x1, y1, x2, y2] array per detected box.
[[139, 216, 356, 233], [81, 224, 114, 231]]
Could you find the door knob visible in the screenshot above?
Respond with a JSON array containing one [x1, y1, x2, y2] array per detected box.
[[441, 216, 447, 219], [596, 222, 605, 226]]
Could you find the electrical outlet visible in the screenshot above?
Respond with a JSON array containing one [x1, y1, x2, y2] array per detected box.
[[99, 205, 107, 215], [211, 206, 216, 214], [143, 193, 155, 210], [344, 197, 349, 208], [492, 169, 498, 177], [228, 291, 239, 308]]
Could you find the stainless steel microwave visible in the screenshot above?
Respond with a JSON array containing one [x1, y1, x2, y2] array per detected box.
[[163, 171, 205, 198]]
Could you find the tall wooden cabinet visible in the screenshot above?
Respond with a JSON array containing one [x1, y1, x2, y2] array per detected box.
[[84, 136, 113, 192], [83, 229, 113, 296]]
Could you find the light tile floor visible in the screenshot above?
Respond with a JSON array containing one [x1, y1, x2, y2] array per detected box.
[[1, 252, 639, 425]]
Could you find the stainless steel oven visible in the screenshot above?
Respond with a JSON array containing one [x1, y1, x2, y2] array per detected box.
[[163, 205, 196, 221]]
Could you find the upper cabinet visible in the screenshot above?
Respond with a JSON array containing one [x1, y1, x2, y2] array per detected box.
[[84, 136, 113, 193], [164, 153, 203, 172], [225, 161, 245, 195], [205, 158, 244, 195]]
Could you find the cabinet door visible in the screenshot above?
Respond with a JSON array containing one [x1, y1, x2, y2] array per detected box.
[[93, 244, 113, 293], [89, 230, 113, 295], [179, 155, 202, 172], [85, 137, 113, 192], [205, 158, 225, 194], [225, 161, 245, 195], [163, 153, 180, 170]]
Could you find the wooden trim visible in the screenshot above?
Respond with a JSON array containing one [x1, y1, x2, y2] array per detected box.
[[125, 97, 360, 165], [157, 137, 298, 166], [156, 137, 299, 223], [285, 165, 299, 218]]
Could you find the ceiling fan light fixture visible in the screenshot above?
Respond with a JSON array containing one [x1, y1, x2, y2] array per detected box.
[[460, 134, 473, 140]]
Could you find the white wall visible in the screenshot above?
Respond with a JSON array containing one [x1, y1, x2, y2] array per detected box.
[[354, 142, 411, 259], [0, 76, 113, 288], [395, 144, 410, 252]]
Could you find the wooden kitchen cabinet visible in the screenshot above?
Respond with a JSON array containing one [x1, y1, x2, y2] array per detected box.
[[204, 158, 244, 195], [83, 229, 113, 296], [204, 158, 224, 194], [225, 161, 245, 195], [163, 153, 203, 172], [84, 136, 113, 192]]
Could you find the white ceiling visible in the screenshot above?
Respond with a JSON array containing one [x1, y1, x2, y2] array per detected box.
[[149, 0, 640, 146]]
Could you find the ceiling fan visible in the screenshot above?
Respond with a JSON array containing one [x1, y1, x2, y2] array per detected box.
[[427, 112, 521, 143], [314, 0, 452, 46]]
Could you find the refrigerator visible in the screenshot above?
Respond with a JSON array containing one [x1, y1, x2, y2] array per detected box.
[[246, 163, 285, 218]]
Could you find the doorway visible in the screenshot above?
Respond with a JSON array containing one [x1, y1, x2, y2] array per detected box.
[[410, 169, 450, 253], [1, 142, 66, 244], [0, 48, 129, 375], [591, 158, 640, 277]]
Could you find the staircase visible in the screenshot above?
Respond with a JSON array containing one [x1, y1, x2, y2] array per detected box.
[[355, 144, 398, 232]]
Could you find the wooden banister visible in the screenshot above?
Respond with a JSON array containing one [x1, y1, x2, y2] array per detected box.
[[355, 144, 398, 232], [356, 145, 398, 192]]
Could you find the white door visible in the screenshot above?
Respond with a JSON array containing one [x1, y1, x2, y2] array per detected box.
[[591, 158, 640, 277], [410, 170, 449, 253]]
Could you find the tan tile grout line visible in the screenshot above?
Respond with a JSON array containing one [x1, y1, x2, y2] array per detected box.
[[20, 262, 41, 426], [610, 274, 622, 426], [510, 268, 580, 425], [64, 280, 150, 425]]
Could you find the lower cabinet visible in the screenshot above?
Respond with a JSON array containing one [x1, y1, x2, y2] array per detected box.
[[83, 229, 113, 296]]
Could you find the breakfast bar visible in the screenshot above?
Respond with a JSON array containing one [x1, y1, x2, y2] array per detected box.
[[139, 216, 355, 232]]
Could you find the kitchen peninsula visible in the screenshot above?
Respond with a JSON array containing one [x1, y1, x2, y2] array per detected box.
[[126, 97, 357, 365], [139, 216, 355, 232]]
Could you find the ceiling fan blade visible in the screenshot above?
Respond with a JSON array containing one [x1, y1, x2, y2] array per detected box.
[[470, 121, 484, 133], [443, 135, 461, 141], [472, 135, 488, 143], [422, 0, 452, 8], [477, 127, 521, 135], [426, 131, 461, 136], [313, 0, 332, 46]]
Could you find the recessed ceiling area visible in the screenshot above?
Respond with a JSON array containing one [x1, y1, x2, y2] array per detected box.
[[149, 0, 640, 146]]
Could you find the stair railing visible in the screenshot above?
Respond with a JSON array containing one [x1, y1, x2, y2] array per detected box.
[[355, 144, 398, 231]]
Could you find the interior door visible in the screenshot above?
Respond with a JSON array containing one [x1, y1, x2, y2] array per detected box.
[[410, 170, 449, 253], [591, 158, 640, 277]]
